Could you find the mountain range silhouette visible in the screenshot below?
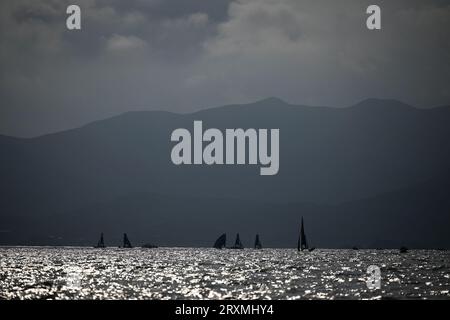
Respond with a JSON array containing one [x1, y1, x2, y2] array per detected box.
[[1, 98, 449, 247]]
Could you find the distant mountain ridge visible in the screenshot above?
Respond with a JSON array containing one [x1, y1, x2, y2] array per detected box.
[[1, 98, 449, 247]]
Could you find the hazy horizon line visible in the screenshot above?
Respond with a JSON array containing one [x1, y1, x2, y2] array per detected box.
[[2, 96, 449, 140]]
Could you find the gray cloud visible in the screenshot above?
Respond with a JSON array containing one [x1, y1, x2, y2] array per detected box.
[[0, 0, 449, 137]]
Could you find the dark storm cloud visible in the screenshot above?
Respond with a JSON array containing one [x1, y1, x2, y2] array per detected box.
[[0, 0, 449, 137]]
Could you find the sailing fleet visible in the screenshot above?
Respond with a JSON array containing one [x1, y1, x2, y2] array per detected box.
[[93, 218, 410, 252], [94, 217, 311, 251], [212, 217, 311, 251], [94, 233, 137, 248]]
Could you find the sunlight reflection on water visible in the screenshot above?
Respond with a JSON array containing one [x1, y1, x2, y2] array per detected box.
[[0, 247, 449, 300]]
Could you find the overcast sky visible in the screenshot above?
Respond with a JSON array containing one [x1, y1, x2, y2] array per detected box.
[[1, 0, 449, 137]]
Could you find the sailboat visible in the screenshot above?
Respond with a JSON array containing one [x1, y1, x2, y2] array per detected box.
[[213, 233, 226, 249], [254, 234, 262, 249], [95, 232, 105, 248], [123, 233, 133, 248], [298, 217, 314, 252], [230, 233, 244, 249]]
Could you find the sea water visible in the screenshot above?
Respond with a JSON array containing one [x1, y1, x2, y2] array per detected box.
[[0, 247, 449, 300]]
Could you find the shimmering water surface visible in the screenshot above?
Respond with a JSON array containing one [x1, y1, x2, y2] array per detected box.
[[1, 247, 449, 300]]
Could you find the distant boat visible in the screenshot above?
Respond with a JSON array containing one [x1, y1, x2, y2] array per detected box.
[[95, 232, 105, 248], [298, 217, 314, 252], [399, 246, 408, 253], [141, 243, 158, 249], [254, 234, 262, 249], [213, 233, 226, 249], [230, 233, 244, 249], [123, 233, 133, 248]]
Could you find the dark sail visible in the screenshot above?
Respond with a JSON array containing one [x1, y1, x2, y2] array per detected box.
[[231, 233, 244, 249], [298, 217, 308, 251], [213, 233, 226, 249], [123, 233, 133, 248], [95, 232, 105, 248], [254, 234, 262, 249]]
